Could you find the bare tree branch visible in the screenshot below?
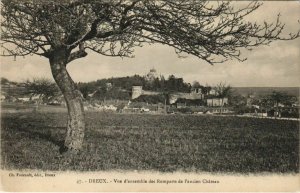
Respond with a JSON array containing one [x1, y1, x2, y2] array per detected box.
[[1, 0, 299, 64]]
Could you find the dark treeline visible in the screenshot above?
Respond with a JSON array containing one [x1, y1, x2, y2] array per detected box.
[[77, 74, 196, 99]]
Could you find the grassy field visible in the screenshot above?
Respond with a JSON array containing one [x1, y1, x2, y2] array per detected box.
[[1, 111, 299, 173]]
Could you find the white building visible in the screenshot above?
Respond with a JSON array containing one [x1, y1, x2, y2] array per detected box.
[[206, 98, 228, 107]]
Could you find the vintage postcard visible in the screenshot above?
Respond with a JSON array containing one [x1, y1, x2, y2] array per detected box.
[[0, 0, 299, 192]]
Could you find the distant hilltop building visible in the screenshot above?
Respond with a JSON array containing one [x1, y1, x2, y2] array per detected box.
[[105, 82, 113, 90], [145, 68, 159, 82]]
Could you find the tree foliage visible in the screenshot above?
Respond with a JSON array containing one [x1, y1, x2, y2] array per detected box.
[[260, 91, 297, 108], [24, 78, 60, 101], [214, 82, 232, 98], [192, 81, 201, 88], [0, 77, 10, 85], [229, 91, 246, 106], [77, 74, 192, 99]]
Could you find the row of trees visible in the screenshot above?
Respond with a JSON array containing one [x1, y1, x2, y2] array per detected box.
[[22, 77, 234, 107], [77, 74, 193, 98], [78, 75, 226, 100]]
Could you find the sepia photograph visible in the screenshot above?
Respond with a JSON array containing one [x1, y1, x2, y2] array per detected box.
[[0, 0, 299, 192]]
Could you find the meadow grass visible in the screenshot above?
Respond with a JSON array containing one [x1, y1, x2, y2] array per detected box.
[[1, 111, 299, 173]]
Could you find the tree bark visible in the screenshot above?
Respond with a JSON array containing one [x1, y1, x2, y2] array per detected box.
[[49, 48, 85, 153]]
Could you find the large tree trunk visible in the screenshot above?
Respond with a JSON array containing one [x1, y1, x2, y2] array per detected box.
[[49, 48, 85, 153]]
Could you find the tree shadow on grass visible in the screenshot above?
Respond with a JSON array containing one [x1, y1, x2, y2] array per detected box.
[[7, 122, 68, 154], [25, 128, 68, 154], [2, 114, 74, 155]]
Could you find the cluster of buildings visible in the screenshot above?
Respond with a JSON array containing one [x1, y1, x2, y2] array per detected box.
[[0, 69, 230, 114], [2, 69, 298, 118], [132, 85, 228, 106], [132, 68, 228, 108]]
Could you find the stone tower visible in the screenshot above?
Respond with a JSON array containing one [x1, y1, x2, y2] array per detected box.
[[132, 86, 143, 99]]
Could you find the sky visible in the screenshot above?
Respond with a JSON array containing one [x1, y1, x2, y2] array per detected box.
[[1, 1, 300, 87]]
